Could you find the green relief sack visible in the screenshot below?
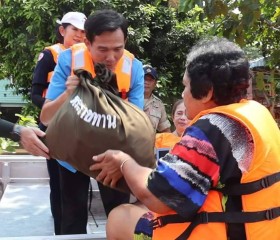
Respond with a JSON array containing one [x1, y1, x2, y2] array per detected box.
[[44, 65, 156, 192]]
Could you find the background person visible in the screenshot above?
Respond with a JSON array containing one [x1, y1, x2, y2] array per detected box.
[[0, 118, 49, 158], [143, 65, 171, 133], [90, 37, 280, 240], [155, 99, 189, 150], [40, 9, 144, 234], [31, 11, 86, 235]]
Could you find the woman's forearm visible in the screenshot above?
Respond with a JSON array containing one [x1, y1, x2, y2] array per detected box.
[[121, 159, 172, 214]]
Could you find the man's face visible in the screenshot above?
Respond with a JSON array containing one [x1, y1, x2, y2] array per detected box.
[[144, 74, 157, 97], [85, 28, 125, 71]]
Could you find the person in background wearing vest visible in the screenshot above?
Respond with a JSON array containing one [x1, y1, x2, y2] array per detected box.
[[143, 65, 171, 133], [90, 37, 280, 240], [31, 11, 86, 235], [40, 9, 144, 235], [155, 99, 189, 158], [0, 118, 49, 158]]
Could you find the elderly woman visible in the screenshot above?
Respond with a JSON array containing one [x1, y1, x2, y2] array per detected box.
[[155, 99, 190, 151], [90, 37, 280, 240]]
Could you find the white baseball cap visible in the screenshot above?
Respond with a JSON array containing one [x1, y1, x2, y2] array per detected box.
[[56, 12, 87, 30]]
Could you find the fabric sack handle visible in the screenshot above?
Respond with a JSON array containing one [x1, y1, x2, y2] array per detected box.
[[74, 63, 119, 96]]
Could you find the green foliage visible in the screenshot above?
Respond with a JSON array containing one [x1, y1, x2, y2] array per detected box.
[[20, 100, 40, 123], [15, 113, 38, 127], [134, 5, 210, 109], [0, 113, 37, 154], [0, 0, 208, 120], [0, 138, 19, 154], [177, 0, 280, 121], [0, 0, 95, 95], [0, 111, 19, 154], [178, 0, 280, 68], [1, 0, 278, 121]]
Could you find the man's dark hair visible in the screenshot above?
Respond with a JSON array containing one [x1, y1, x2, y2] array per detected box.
[[186, 37, 250, 105], [84, 9, 128, 43]]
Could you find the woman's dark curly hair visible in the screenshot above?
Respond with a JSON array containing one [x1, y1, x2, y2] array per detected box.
[[186, 37, 250, 105]]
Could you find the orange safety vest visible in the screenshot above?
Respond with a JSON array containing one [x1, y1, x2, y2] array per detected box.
[[155, 133, 181, 149], [71, 43, 134, 99], [153, 99, 280, 240], [154, 133, 181, 161], [42, 43, 66, 97]]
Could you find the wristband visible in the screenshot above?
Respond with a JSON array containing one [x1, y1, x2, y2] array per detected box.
[[10, 124, 22, 142], [120, 159, 129, 173]]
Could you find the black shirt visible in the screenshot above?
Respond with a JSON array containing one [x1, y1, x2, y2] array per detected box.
[[31, 49, 56, 109], [0, 119, 15, 139], [31, 49, 56, 131]]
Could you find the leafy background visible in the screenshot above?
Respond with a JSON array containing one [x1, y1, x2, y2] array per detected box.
[[0, 0, 279, 125]]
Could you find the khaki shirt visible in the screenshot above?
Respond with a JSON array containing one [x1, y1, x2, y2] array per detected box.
[[144, 94, 171, 132]]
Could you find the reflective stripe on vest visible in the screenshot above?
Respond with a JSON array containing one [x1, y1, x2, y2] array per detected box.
[[71, 43, 134, 99], [45, 43, 66, 64], [153, 100, 280, 240], [42, 43, 66, 97]]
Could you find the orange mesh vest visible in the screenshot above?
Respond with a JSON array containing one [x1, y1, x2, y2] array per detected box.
[[43, 43, 66, 97], [155, 133, 181, 149], [153, 100, 280, 240], [71, 43, 134, 99]]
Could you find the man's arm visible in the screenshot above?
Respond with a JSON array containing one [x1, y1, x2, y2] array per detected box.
[[0, 118, 15, 138], [0, 119, 49, 158], [31, 50, 55, 109], [20, 126, 49, 158], [40, 92, 70, 126], [128, 58, 144, 109], [40, 50, 73, 126]]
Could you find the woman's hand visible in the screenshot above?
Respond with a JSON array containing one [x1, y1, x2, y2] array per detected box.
[[90, 150, 133, 188]]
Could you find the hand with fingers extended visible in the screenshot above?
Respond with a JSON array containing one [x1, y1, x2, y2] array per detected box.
[[20, 127, 50, 159], [90, 150, 132, 188]]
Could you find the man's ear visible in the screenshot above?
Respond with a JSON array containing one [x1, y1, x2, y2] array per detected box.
[[202, 87, 214, 103], [84, 38, 91, 50]]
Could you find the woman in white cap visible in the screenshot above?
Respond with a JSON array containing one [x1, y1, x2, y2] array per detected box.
[[31, 11, 86, 235]]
